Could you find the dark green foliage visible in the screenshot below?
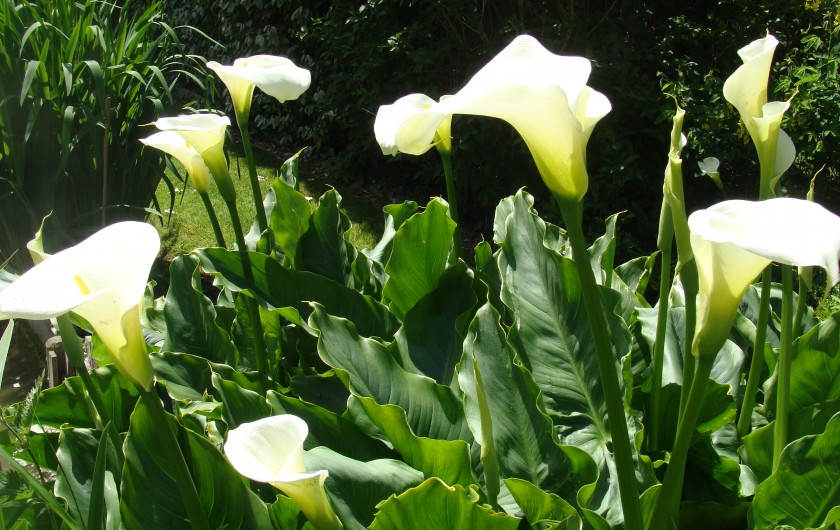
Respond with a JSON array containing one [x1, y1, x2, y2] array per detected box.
[[0, 0, 208, 269], [162, 0, 839, 261]]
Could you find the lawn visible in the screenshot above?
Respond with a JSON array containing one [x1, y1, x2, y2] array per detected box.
[[153, 144, 383, 259]]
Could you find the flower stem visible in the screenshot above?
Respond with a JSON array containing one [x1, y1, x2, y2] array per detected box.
[[238, 120, 269, 236], [792, 274, 809, 338], [199, 192, 226, 248], [439, 150, 462, 262], [55, 313, 123, 462], [648, 246, 672, 453], [736, 267, 772, 438], [678, 260, 698, 419], [138, 388, 211, 530], [224, 197, 269, 375], [556, 197, 644, 530], [773, 264, 794, 471], [647, 353, 714, 530]]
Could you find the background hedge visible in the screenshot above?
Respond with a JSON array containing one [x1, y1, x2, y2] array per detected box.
[[162, 0, 840, 257]]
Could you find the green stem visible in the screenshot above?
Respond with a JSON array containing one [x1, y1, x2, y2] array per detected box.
[[736, 268, 772, 438], [138, 388, 211, 530], [439, 150, 462, 262], [649, 246, 672, 453], [792, 275, 809, 338], [556, 197, 644, 530], [224, 197, 269, 375], [238, 120, 269, 236], [55, 314, 123, 462], [678, 260, 698, 419], [647, 354, 714, 530], [199, 192, 226, 248], [773, 265, 794, 471]]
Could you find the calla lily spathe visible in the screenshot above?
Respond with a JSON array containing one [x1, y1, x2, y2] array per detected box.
[[207, 55, 311, 120], [374, 93, 453, 156], [225, 415, 343, 530], [723, 34, 795, 197], [689, 198, 840, 358], [154, 114, 235, 202], [376, 34, 611, 202], [0, 222, 160, 389], [141, 131, 212, 193]]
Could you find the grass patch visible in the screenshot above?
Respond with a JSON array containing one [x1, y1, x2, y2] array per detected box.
[[153, 145, 383, 259]]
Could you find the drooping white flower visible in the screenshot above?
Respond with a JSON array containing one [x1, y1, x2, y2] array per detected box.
[[689, 198, 840, 357], [207, 55, 311, 120], [0, 222, 160, 389], [723, 34, 795, 196], [225, 415, 343, 530], [154, 114, 234, 201], [375, 35, 610, 202], [141, 131, 212, 193]]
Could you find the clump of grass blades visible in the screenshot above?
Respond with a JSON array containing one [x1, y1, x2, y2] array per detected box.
[[0, 0, 210, 270]]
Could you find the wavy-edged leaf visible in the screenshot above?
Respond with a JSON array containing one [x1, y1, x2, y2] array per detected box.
[[459, 303, 597, 500], [299, 189, 356, 287], [120, 397, 270, 529], [495, 190, 651, 525], [163, 254, 238, 365], [383, 199, 456, 319], [370, 477, 520, 530], [393, 260, 478, 385], [751, 412, 840, 530], [305, 447, 424, 530], [309, 304, 472, 444], [197, 248, 398, 340], [505, 478, 582, 529]]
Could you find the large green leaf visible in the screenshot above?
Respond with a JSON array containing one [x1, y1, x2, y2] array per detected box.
[[458, 303, 596, 500], [299, 189, 357, 287], [383, 198, 456, 319], [369, 477, 520, 530], [353, 395, 475, 488], [163, 254, 238, 365], [120, 397, 270, 529], [750, 412, 840, 530], [495, 190, 651, 525], [197, 248, 398, 340], [266, 391, 396, 462], [742, 398, 840, 482], [364, 201, 420, 265], [764, 313, 840, 417], [393, 260, 478, 385], [54, 428, 120, 530], [305, 447, 424, 530], [635, 306, 745, 392], [35, 366, 139, 432], [309, 304, 473, 443], [268, 160, 311, 265], [505, 478, 582, 529]]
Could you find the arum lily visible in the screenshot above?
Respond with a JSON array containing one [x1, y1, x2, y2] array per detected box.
[[382, 34, 610, 202], [375, 93, 452, 156], [141, 131, 212, 193], [699, 157, 725, 194], [225, 415, 343, 530], [207, 55, 311, 122], [155, 114, 235, 202], [723, 34, 795, 197], [689, 198, 840, 359], [0, 221, 159, 389]]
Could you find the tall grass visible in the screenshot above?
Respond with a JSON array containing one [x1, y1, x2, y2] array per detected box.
[[0, 0, 209, 270]]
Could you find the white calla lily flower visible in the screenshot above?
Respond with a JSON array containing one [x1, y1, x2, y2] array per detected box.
[[225, 415, 343, 530], [154, 114, 234, 201], [207, 55, 311, 120], [689, 198, 840, 358], [723, 34, 795, 196], [0, 222, 159, 389], [141, 131, 212, 193], [377, 34, 610, 202], [699, 157, 724, 192]]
